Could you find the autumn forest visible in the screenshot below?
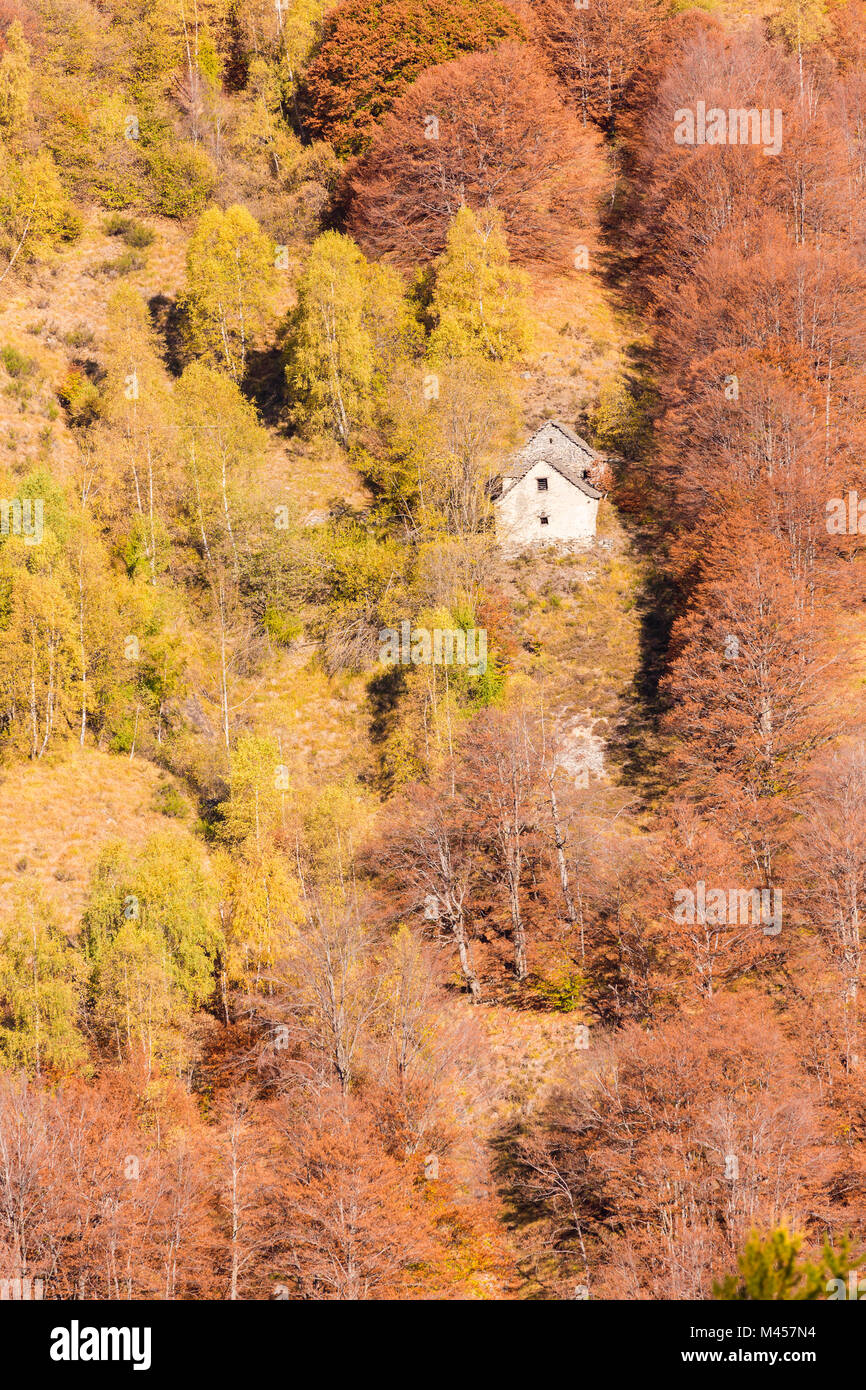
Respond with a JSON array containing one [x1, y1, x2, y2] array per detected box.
[[1, 0, 866, 1313]]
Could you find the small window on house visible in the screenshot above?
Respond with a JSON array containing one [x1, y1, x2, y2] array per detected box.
[[540, 515, 549, 526], [537, 477, 548, 491]]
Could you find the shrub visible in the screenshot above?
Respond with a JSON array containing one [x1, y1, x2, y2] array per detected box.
[[93, 250, 145, 277], [103, 213, 133, 236], [1, 344, 36, 378], [62, 324, 95, 349], [153, 784, 190, 819], [57, 368, 98, 423], [123, 221, 155, 248], [264, 607, 303, 646], [103, 214, 155, 247], [144, 141, 217, 219]]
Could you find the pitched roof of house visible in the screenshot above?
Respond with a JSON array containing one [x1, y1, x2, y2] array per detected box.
[[497, 420, 605, 500]]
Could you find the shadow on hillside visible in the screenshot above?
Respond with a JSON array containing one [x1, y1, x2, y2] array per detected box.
[[605, 542, 678, 805], [583, 161, 681, 808], [243, 345, 287, 428], [490, 1122, 548, 1215], [364, 664, 407, 790], [148, 294, 185, 377], [487, 1118, 600, 1299], [145, 301, 289, 428]]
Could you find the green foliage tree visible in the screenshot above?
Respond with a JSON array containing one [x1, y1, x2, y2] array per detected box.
[[214, 736, 302, 992], [0, 142, 81, 268], [273, 0, 332, 106], [82, 832, 222, 1009], [364, 260, 422, 379], [0, 889, 85, 1075], [301, 781, 373, 890], [428, 207, 533, 365], [70, 507, 130, 749], [92, 919, 190, 1074], [362, 357, 515, 534], [770, 0, 831, 77], [306, 516, 403, 610], [176, 360, 268, 582], [0, 460, 134, 756], [284, 231, 374, 443], [287, 234, 419, 444], [0, 20, 32, 135], [218, 844, 300, 993], [714, 1227, 859, 1300], [0, 472, 79, 758], [219, 734, 286, 846], [144, 141, 217, 219], [181, 205, 276, 381], [103, 284, 176, 584], [233, 55, 308, 177]]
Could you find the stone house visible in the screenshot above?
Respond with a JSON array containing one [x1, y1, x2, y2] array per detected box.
[[491, 420, 607, 553]]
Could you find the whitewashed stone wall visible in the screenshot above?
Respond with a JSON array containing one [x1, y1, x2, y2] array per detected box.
[[494, 460, 599, 553]]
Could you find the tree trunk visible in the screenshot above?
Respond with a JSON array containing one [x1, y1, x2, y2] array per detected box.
[[451, 904, 481, 1001], [509, 874, 528, 981], [549, 779, 578, 932]]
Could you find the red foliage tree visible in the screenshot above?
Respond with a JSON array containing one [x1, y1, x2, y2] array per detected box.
[[270, 1088, 436, 1299], [342, 41, 605, 265], [299, 0, 524, 156], [528, 0, 667, 129], [661, 507, 843, 882], [514, 994, 827, 1298]]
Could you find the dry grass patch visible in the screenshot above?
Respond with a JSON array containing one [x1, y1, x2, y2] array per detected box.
[[0, 746, 197, 932]]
